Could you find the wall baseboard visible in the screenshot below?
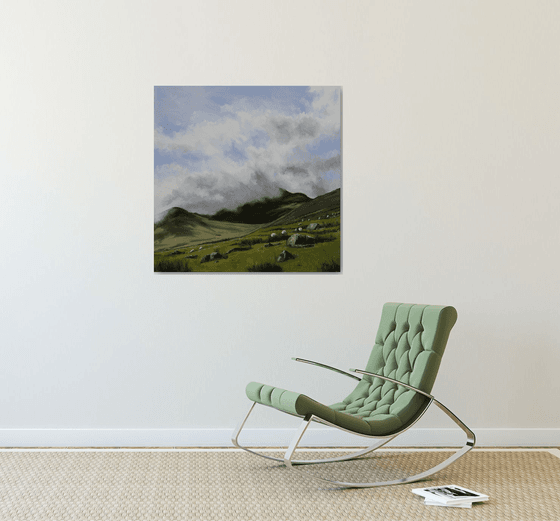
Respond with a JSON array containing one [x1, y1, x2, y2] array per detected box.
[[0, 428, 558, 447]]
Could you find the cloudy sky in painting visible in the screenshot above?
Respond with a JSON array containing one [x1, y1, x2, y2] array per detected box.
[[154, 86, 341, 220]]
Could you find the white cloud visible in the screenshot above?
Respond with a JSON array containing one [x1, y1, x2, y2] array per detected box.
[[154, 87, 340, 220], [155, 118, 244, 157]]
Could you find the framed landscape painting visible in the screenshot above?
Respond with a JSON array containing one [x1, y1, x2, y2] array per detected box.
[[154, 86, 341, 273]]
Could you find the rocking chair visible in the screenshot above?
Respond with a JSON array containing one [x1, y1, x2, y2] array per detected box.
[[232, 302, 475, 488]]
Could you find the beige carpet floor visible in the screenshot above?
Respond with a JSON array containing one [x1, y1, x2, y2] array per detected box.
[[0, 449, 559, 520]]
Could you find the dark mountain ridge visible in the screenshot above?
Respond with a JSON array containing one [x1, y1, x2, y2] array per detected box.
[[209, 188, 312, 224]]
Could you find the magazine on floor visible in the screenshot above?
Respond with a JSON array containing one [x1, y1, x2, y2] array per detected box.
[[412, 485, 489, 506]]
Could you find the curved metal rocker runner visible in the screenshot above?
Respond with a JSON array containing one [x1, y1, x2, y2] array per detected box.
[[232, 303, 475, 488]]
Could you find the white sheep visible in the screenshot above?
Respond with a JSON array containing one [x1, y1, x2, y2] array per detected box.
[[281, 230, 287, 235], [270, 233, 277, 238]]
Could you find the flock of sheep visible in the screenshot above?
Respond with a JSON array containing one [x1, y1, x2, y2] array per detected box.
[[270, 213, 339, 239]]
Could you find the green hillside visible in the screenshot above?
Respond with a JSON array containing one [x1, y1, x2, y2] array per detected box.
[[154, 207, 258, 251], [154, 188, 341, 272], [267, 188, 340, 226]]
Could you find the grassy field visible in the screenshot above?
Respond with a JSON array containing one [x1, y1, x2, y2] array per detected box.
[[154, 210, 341, 273]]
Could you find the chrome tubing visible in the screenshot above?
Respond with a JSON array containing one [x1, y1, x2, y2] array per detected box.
[[281, 371, 475, 488], [232, 402, 398, 466], [293, 358, 362, 381], [232, 366, 475, 488]]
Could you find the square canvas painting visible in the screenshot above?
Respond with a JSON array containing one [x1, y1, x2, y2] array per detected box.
[[154, 86, 341, 272]]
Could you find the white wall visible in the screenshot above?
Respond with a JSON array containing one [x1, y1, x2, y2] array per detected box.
[[1, 0, 559, 447]]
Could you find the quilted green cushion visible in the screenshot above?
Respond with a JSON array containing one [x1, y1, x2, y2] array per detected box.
[[246, 303, 457, 437]]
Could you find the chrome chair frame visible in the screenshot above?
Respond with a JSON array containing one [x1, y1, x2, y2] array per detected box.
[[232, 358, 475, 488]]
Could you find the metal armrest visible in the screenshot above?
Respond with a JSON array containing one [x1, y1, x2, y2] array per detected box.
[[292, 357, 362, 381], [349, 368, 433, 399]]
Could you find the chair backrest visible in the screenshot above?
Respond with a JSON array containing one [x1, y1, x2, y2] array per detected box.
[[332, 303, 458, 435], [365, 303, 457, 393]]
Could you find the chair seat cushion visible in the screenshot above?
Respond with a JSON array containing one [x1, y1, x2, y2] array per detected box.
[[245, 381, 427, 436]]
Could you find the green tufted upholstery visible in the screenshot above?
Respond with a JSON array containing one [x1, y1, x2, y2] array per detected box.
[[246, 303, 458, 437]]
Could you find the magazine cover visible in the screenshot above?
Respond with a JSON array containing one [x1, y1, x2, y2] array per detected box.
[[412, 485, 489, 505]]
